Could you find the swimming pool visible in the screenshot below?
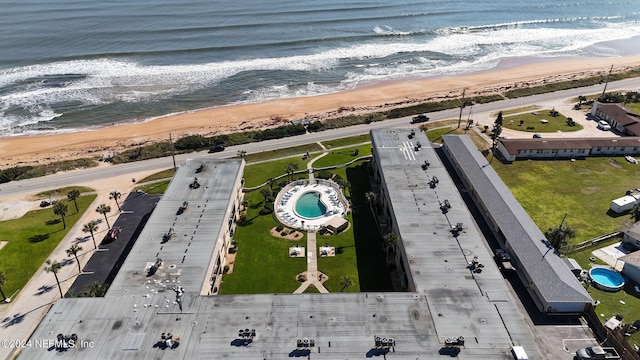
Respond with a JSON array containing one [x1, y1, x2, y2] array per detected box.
[[294, 191, 327, 219], [589, 267, 625, 292]]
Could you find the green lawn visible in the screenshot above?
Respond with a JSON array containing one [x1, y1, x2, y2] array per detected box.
[[137, 168, 175, 183], [242, 143, 323, 164], [35, 186, 95, 199], [499, 106, 540, 116], [136, 180, 171, 195], [493, 156, 640, 345], [502, 110, 583, 133], [0, 194, 97, 299], [493, 157, 640, 241], [321, 134, 371, 149], [243, 157, 310, 188], [312, 145, 372, 169], [218, 189, 307, 294], [220, 157, 391, 294]]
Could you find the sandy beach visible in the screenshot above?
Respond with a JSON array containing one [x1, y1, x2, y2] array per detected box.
[[1, 55, 640, 169]]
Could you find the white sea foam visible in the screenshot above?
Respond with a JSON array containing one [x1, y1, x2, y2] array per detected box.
[[1, 19, 640, 134]]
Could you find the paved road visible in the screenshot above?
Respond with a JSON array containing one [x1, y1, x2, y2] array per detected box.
[[2, 77, 640, 201]]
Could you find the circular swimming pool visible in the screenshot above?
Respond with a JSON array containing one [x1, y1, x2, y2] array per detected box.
[[589, 267, 625, 292], [294, 191, 327, 219]]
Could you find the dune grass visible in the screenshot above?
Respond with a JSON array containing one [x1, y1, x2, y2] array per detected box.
[[0, 195, 97, 299]]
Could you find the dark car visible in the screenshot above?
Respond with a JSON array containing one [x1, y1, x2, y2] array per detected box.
[[411, 114, 430, 123], [209, 145, 225, 153]]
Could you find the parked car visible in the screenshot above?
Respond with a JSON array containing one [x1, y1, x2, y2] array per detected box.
[[411, 114, 430, 123], [209, 145, 225, 153], [597, 120, 611, 131]]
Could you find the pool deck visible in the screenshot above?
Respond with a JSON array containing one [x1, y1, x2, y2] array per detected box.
[[592, 242, 628, 271], [275, 181, 347, 232]]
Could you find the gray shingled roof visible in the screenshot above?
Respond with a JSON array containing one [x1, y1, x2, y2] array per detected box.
[[500, 137, 640, 156], [442, 135, 592, 309]]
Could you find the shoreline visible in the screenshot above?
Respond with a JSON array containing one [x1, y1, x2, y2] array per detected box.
[[1, 54, 640, 169]]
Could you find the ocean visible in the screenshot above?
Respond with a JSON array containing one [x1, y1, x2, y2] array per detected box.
[[1, 0, 639, 136]]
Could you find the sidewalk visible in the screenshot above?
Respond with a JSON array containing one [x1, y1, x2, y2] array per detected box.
[[293, 143, 330, 294], [0, 171, 156, 359]]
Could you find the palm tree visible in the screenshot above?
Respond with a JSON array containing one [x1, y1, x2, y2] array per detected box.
[[365, 191, 377, 213], [96, 204, 112, 228], [66, 244, 83, 273], [53, 201, 69, 229], [284, 163, 298, 182], [383, 232, 398, 266], [339, 276, 354, 292], [260, 186, 273, 210], [83, 281, 107, 297], [82, 220, 99, 249], [44, 260, 64, 298], [110, 191, 122, 212], [67, 189, 81, 213], [0, 271, 7, 302]]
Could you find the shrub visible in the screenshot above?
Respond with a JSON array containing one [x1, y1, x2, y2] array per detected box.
[[223, 265, 230, 273], [275, 225, 284, 232], [280, 231, 287, 236], [259, 208, 273, 215], [316, 170, 332, 179], [40, 201, 51, 208], [228, 247, 237, 254]]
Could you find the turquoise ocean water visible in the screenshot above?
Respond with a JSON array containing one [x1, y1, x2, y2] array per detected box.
[[1, 0, 639, 135]]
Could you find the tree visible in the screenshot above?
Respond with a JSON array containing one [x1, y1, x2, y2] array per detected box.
[[96, 204, 112, 228], [578, 95, 586, 106], [67, 189, 80, 213], [339, 276, 354, 292], [66, 244, 83, 273], [83, 220, 99, 249], [110, 191, 122, 212], [267, 178, 275, 190], [544, 212, 575, 252], [489, 111, 503, 164], [383, 232, 398, 266], [285, 163, 298, 182], [0, 271, 7, 302], [44, 260, 64, 298], [544, 225, 575, 252], [260, 186, 273, 210], [53, 201, 69, 229], [83, 281, 108, 297], [365, 191, 378, 216]]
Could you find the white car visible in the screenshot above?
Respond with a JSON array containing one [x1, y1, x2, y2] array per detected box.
[[597, 120, 611, 131]]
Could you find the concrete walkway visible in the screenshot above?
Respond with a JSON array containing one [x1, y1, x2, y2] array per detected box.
[[293, 142, 330, 294], [0, 170, 157, 360]]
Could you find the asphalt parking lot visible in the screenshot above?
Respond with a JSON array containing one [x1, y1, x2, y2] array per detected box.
[[67, 192, 160, 296]]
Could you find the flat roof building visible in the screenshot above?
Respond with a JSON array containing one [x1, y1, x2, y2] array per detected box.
[[22, 134, 542, 359]]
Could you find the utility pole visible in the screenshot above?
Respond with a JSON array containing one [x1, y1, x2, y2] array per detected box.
[[601, 65, 613, 99], [169, 132, 176, 170], [457, 89, 466, 128]]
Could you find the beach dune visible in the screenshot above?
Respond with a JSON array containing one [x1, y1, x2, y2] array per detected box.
[[1, 55, 640, 169]]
